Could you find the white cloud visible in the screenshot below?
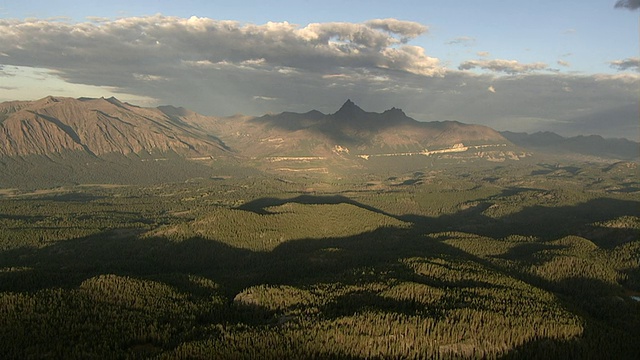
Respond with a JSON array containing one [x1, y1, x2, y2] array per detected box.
[[557, 60, 570, 67], [253, 96, 278, 101], [609, 57, 640, 71], [364, 18, 427, 42], [476, 51, 490, 57], [0, 16, 637, 139], [458, 59, 548, 74], [133, 73, 167, 82], [380, 46, 444, 76], [0, 15, 443, 81]]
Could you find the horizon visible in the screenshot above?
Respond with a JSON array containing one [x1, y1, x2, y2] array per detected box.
[[0, 1, 638, 140], [6, 94, 638, 143]]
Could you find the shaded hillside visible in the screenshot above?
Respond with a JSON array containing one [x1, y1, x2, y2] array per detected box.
[[502, 131, 639, 161], [0, 96, 229, 158], [1, 96, 634, 187], [251, 100, 508, 154]]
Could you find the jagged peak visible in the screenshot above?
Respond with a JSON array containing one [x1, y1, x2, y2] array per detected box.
[[333, 99, 366, 117], [103, 96, 122, 104], [383, 107, 406, 116], [35, 95, 63, 105]]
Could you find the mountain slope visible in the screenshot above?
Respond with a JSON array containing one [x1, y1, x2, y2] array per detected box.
[[501, 131, 639, 161], [3, 96, 634, 188], [194, 99, 509, 157], [0, 96, 229, 158]]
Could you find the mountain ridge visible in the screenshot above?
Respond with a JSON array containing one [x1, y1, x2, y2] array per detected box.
[[501, 131, 639, 161], [0, 96, 229, 157], [0, 96, 636, 180]]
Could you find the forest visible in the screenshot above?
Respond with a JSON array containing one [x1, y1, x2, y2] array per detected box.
[[0, 160, 638, 359]]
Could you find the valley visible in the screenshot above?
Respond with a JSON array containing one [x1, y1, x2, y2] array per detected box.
[[0, 96, 638, 358], [0, 160, 638, 359]]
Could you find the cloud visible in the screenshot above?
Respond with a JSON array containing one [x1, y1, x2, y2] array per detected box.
[[446, 36, 476, 46], [476, 51, 490, 57], [133, 73, 168, 82], [557, 60, 570, 67], [253, 96, 278, 101], [458, 59, 548, 74], [364, 18, 427, 42], [487, 85, 496, 93], [609, 57, 640, 71], [614, 0, 640, 10], [0, 16, 637, 140], [0, 15, 442, 82]]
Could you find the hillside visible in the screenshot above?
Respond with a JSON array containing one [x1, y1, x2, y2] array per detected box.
[[0, 96, 635, 187], [249, 99, 508, 155], [0, 96, 228, 158], [501, 131, 639, 161]]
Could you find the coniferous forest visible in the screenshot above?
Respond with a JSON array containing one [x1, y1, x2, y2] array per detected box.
[[0, 161, 638, 359]]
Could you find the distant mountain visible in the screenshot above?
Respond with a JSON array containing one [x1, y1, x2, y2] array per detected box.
[[1, 96, 635, 188], [0, 96, 228, 158], [501, 131, 639, 161], [189, 99, 508, 157]]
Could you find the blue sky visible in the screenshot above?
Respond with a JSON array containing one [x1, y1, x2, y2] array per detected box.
[[0, 1, 638, 138]]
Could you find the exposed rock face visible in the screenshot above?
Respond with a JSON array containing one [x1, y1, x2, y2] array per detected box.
[[0, 96, 228, 157]]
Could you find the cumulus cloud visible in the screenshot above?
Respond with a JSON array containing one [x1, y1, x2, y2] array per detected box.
[[609, 57, 640, 71], [364, 18, 427, 42], [380, 46, 443, 76], [0, 15, 442, 82], [557, 60, 570, 67], [458, 59, 548, 74], [614, 0, 640, 10], [0, 16, 637, 139]]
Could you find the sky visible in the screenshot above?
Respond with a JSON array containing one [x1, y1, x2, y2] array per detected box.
[[0, 0, 638, 139]]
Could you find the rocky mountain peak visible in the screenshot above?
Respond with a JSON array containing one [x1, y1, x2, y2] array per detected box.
[[334, 99, 366, 117], [383, 107, 406, 117]]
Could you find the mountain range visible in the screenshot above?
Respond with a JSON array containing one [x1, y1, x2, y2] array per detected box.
[[0, 96, 637, 187]]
